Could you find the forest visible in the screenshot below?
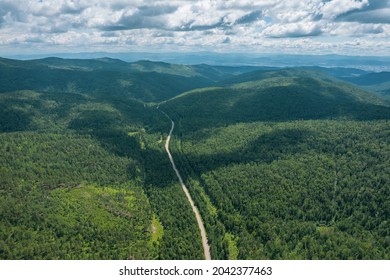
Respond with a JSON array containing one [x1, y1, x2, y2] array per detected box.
[[0, 57, 389, 259], [0, 57, 205, 259], [161, 66, 390, 259], [171, 120, 390, 259]]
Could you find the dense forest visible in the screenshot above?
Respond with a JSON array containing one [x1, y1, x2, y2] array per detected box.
[[161, 67, 390, 259], [1, 57, 389, 259], [0, 58, 208, 259], [170, 120, 390, 259]]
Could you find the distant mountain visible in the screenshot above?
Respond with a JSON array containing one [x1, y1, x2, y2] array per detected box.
[[4, 52, 390, 71], [302, 66, 369, 78], [219, 68, 338, 85], [0, 57, 251, 102], [336, 71, 390, 99], [339, 71, 390, 86], [162, 68, 390, 131]]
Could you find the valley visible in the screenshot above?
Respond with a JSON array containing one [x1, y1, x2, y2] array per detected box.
[[0, 57, 389, 260], [162, 112, 211, 260]]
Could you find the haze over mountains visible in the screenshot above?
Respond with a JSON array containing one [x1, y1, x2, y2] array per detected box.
[[0, 56, 389, 260], [4, 52, 390, 72]]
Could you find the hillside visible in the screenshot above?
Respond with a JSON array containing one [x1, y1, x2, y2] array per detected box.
[[1, 59, 389, 260], [0, 88, 157, 258], [0, 57, 248, 103], [162, 69, 390, 132], [160, 68, 390, 259], [338, 71, 390, 99], [172, 120, 390, 259], [342, 71, 390, 86], [0, 57, 211, 259]]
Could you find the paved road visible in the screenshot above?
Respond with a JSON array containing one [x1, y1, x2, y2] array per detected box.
[[162, 111, 211, 260]]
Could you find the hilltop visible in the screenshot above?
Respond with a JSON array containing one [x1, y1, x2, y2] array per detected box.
[[0, 57, 262, 103], [161, 68, 390, 132]]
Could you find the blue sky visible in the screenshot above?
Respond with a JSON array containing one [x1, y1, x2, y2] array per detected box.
[[0, 0, 389, 55]]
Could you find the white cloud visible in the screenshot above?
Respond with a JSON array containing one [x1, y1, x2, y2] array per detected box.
[[262, 21, 322, 38], [327, 22, 385, 36], [339, 7, 390, 23], [0, 0, 389, 55], [320, 0, 369, 19]]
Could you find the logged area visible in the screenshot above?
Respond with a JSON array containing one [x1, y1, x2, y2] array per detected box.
[[0, 57, 389, 260]]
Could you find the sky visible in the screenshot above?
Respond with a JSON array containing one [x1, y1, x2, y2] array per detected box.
[[0, 0, 390, 56]]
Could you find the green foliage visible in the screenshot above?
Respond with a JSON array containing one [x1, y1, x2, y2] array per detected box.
[[343, 71, 390, 86], [151, 215, 164, 243], [140, 131, 204, 259], [0, 57, 207, 259], [0, 184, 153, 259], [0, 57, 239, 103], [162, 74, 390, 133], [176, 120, 390, 259], [0, 132, 135, 188], [2, 57, 389, 260], [0, 130, 156, 259]]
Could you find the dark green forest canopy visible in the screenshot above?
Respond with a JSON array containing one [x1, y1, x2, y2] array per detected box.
[[0, 58, 206, 259], [1, 57, 389, 259], [161, 66, 390, 259], [0, 57, 250, 103], [161, 73, 390, 133], [173, 120, 390, 259]]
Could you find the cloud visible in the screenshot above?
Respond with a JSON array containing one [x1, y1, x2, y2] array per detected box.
[[60, 1, 88, 15], [99, 4, 178, 31], [320, 0, 369, 19], [361, 0, 390, 10], [0, 1, 22, 25], [333, 0, 390, 23], [222, 37, 231, 43], [263, 22, 323, 38], [138, 4, 178, 16], [235, 10, 262, 24], [25, 36, 45, 43], [0, 0, 389, 55], [337, 7, 390, 23], [327, 22, 385, 36]]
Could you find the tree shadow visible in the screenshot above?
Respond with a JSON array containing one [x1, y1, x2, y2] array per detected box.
[[175, 126, 317, 176], [0, 103, 32, 132], [164, 77, 390, 134], [68, 108, 178, 188]]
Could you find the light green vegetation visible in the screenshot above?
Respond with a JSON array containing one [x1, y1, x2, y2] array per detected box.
[[224, 233, 239, 260], [151, 215, 164, 243]]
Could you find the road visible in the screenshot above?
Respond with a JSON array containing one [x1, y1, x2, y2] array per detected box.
[[162, 111, 211, 260]]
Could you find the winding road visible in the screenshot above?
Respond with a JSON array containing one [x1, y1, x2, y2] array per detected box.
[[162, 111, 211, 260]]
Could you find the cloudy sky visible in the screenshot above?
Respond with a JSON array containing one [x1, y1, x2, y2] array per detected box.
[[0, 0, 389, 55]]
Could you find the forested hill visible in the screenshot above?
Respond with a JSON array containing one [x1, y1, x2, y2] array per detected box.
[[1, 57, 389, 260], [0, 57, 260, 103], [159, 67, 390, 260], [339, 71, 390, 99], [161, 68, 390, 132], [0, 57, 221, 260]]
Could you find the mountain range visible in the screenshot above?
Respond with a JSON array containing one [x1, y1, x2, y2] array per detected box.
[[0, 56, 389, 260]]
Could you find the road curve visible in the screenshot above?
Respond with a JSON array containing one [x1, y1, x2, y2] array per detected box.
[[162, 111, 211, 260]]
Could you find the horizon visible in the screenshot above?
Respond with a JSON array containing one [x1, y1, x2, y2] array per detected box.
[[3, 51, 390, 59], [2, 51, 390, 72]]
